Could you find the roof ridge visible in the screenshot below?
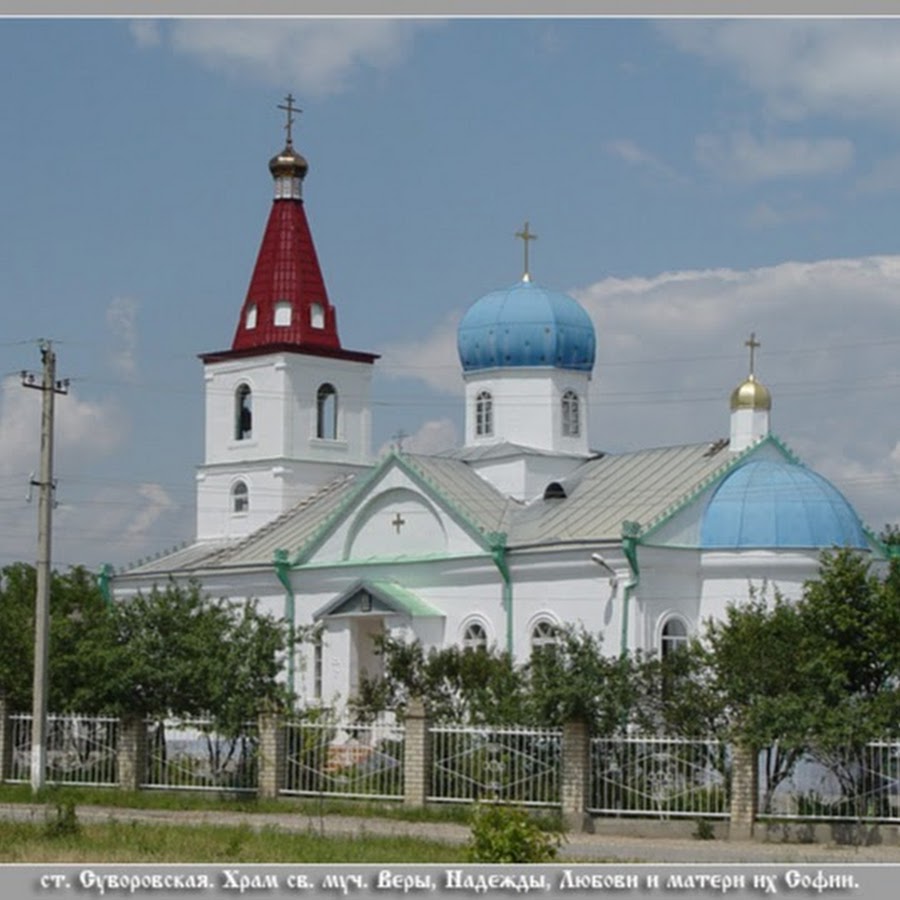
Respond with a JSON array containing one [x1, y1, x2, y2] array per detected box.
[[217, 472, 358, 561]]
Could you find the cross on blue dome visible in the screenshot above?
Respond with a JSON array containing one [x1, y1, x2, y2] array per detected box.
[[457, 278, 596, 373]]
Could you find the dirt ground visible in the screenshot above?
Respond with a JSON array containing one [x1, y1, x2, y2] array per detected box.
[[2, 802, 900, 863]]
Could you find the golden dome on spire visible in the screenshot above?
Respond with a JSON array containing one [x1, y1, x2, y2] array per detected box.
[[730, 374, 772, 411]]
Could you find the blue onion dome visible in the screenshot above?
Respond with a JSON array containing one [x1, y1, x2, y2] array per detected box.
[[457, 278, 596, 372], [701, 459, 868, 550]]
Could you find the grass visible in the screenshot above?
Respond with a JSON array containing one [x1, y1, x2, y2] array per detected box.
[[0, 782, 475, 824], [0, 784, 567, 863], [0, 818, 468, 863]]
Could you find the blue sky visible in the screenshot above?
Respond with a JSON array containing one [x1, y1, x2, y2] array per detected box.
[[3, 17, 900, 569]]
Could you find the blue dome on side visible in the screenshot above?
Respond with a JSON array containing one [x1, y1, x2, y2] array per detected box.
[[701, 459, 868, 550], [457, 279, 596, 373]]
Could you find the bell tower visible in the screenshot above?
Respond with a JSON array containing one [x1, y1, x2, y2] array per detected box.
[[196, 97, 378, 541]]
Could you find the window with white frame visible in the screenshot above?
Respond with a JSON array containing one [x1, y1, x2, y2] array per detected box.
[[313, 636, 323, 700], [530, 619, 558, 655], [232, 480, 249, 514], [660, 617, 688, 659], [462, 621, 488, 652], [475, 390, 493, 437], [245, 304, 257, 330], [561, 390, 580, 437], [310, 303, 325, 329]]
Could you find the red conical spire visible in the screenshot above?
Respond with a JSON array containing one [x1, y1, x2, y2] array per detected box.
[[203, 98, 376, 368], [231, 96, 340, 353]]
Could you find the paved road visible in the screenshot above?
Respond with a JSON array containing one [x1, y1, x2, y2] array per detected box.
[[2, 803, 899, 864]]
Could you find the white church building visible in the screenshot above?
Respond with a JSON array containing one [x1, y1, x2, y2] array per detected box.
[[111, 115, 882, 707]]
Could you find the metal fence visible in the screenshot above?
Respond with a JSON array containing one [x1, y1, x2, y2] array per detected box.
[[8, 713, 119, 787], [141, 718, 258, 793], [281, 719, 405, 800], [589, 735, 731, 819], [759, 740, 900, 823], [428, 725, 561, 807]]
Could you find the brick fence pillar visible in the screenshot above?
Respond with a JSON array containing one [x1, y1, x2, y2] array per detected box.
[[729, 742, 758, 840], [257, 712, 285, 799], [403, 698, 431, 807], [0, 694, 11, 783], [118, 716, 148, 792], [562, 719, 592, 833]]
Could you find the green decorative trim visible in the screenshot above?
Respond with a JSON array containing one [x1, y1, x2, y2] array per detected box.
[[291, 450, 497, 568], [293, 550, 491, 571], [273, 549, 296, 698], [97, 563, 114, 607], [487, 531, 513, 655]]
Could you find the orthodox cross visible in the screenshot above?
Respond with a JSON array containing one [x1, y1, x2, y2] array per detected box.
[[745, 332, 761, 376], [278, 93, 301, 145], [391, 429, 408, 453], [391, 512, 406, 534], [515, 221, 538, 281]]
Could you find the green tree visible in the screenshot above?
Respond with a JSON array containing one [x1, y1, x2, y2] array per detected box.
[[107, 580, 295, 730], [353, 634, 525, 724], [0, 563, 115, 712]]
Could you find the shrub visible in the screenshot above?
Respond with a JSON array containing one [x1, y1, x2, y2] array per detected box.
[[465, 804, 560, 863]]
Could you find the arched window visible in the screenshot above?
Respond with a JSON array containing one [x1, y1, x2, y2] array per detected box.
[[475, 390, 493, 437], [562, 390, 580, 437], [235, 384, 252, 440], [274, 301, 292, 327], [660, 617, 688, 660], [310, 303, 324, 329], [462, 621, 488, 652], [316, 383, 338, 440], [530, 620, 558, 655], [232, 480, 249, 514]]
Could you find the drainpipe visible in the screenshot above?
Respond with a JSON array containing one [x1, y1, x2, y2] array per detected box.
[[97, 563, 113, 607], [273, 549, 296, 698], [488, 532, 513, 655], [619, 521, 642, 657]]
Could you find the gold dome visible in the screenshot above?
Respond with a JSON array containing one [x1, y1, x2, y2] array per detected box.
[[269, 144, 308, 181], [730, 374, 771, 412]]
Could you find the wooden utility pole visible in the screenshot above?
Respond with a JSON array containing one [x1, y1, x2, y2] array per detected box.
[[21, 341, 68, 792]]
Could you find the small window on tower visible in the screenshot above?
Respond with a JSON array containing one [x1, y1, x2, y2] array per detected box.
[[274, 301, 292, 327], [562, 390, 580, 437], [232, 481, 249, 514], [245, 305, 257, 330], [235, 384, 252, 440], [475, 390, 493, 437], [310, 303, 325, 329], [316, 383, 338, 440]]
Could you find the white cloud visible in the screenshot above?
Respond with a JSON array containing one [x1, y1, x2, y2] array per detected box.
[[695, 132, 853, 182], [605, 139, 680, 181], [377, 418, 459, 458], [0, 376, 122, 480], [106, 296, 140, 381], [658, 20, 900, 125], [129, 19, 161, 49], [855, 154, 900, 194], [132, 19, 437, 97], [744, 200, 828, 230], [379, 309, 463, 394]]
